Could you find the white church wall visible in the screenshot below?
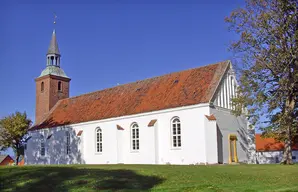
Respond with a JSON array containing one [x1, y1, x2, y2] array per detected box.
[[25, 131, 43, 164], [117, 128, 124, 163], [204, 118, 218, 164], [76, 122, 118, 164], [72, 104, 210, 165], [153, 105, 210, 165], [25, 126, 83, 165], [26, 104, 212, 165], [154, 122, 159, 164], [71, 114, 156, 165], [115, 116, 156, 164]]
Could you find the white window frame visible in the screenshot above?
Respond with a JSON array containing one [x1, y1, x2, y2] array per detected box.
[[131, 123, 139, 151], [171, 117, 181, 149], [95, 127, 103, 153], [66, 131, 70, 155]]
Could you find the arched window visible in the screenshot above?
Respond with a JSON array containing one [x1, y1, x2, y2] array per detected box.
[[171, 117, 181, 148], [40, 135, 45, 156], [131, 123, 139, 151], [95, 128, 102, 153], [66, 131, 70, 155], [58, 81, 62, 92], [41, 82, 44, 92]]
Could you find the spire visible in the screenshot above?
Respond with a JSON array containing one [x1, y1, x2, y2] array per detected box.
[[41, 13, 68, 77], [46, 29, 61, 67], [41, 28, 68, 78], [46, 14, 61, 68], [47, 30, 60, 55]]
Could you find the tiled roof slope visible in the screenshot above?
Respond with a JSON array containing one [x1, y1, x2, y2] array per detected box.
[[34, 61, 229, 130], [255, 134, 298, 152]]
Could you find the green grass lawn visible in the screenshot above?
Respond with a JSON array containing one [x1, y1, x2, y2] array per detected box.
[[0, 164, 298, 192]]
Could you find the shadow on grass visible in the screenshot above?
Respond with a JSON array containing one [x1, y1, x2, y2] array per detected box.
[[0, 166, 165, 192]]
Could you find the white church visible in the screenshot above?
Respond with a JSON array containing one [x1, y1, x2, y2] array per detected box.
[[25, 29, 255, 165]]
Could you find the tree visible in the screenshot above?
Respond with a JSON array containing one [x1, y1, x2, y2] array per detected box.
[[225, 0, 298, 164], [0, 112, 32, 165]]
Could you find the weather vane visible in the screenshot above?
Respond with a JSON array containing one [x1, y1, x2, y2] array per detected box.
[[53, 13, 57, 25]]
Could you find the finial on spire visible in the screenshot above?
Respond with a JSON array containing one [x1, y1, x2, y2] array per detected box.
[[53, 12, 57, 25], [47, 13, 61, 63]]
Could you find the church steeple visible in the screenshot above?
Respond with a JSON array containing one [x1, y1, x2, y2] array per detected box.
[[39, 29, 68, 78], [35, 16, 71, 124], [47, 30, 61, 67]]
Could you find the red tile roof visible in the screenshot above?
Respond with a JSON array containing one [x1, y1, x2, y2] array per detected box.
[[0, 155, 14, 166], [255, 134, 298, 152], [33, 61, 229, 130]]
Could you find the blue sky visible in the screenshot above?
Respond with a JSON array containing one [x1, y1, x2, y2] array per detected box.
[[0, 0, 244, 123]]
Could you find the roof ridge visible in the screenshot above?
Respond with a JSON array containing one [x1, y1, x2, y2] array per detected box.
[[63, 60, 230, 102]]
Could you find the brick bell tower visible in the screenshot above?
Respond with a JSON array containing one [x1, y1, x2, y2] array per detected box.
[[35, 29, 71, 124]]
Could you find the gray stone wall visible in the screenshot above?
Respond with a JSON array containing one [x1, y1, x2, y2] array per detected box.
[[210, 107, 256, 164]]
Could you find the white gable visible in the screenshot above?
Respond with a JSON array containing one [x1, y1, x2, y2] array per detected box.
[[212, 65, 237, 110]]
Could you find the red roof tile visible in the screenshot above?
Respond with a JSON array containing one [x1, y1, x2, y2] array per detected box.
[[255, 134, 298, 152], [33, 61, 229, 130]]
